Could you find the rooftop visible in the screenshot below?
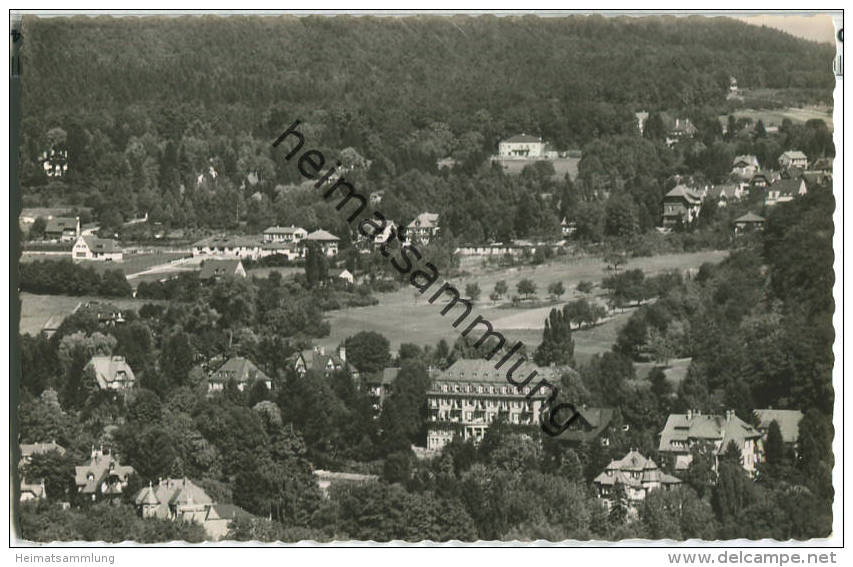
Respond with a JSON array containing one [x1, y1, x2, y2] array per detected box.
[[754, 409, 804, 444]]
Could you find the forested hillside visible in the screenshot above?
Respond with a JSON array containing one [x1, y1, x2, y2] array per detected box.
[[17, 15, 835, 241]]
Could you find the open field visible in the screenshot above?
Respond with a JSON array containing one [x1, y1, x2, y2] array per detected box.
[[315, 250, 727, 362], [17, 293, 166, 336], [719, 106, 833, 131], [21, 251, 191, 276]]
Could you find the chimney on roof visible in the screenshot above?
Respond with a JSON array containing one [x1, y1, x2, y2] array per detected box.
[[339, 345, 346, 362], [725, 409, 734, 422], [687, 409, 693, 420]]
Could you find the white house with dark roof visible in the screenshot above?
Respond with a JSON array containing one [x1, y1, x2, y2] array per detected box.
[[192, 235, 262, 260], [731, 155, 760, 180], [658, 409, 762, 475], [778, 150, 808, 169], [73, 235, 123, 261], [86, 355, 136, 390], [406, 213, 440, 245], [764, 178, 807, 207], [593, 449, 682, 505], [263, 225, 308, 244], [498, 134, 546, 158]]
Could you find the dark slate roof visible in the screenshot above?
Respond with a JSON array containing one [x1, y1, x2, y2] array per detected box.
[[45, 217, 78, 233], [558, 407, 616, 442], [735, 212, 765, 223], [199, 259, 244, 280], [82, 235, 121, 253], [209, 356, 269, 385]]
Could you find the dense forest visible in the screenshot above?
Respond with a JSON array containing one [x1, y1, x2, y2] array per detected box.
[[17, 15, 835, 243]]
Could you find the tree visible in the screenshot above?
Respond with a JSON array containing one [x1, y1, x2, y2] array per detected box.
[[29, 216, 47, 240], [159, 331, 194, 392], [516, 278, 537, 300], [534, 307, 575, 367], [576, 280, 593, 294], [21, 450, 76, 502], [608, 482, 629, 525], [764, 420, 785, 466], [604, 252, 627, 274], [465, 282, 481, 303], [547, 281, 566, 301], [494, 280, 508, 299], [344, 331, 391, 374]]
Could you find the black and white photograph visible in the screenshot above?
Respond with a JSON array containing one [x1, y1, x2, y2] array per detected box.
[[7, 7, 844, 553]]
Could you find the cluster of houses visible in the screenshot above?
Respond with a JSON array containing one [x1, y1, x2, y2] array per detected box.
[[192, 227, 339, 261], [661, 150, 830, 230], [18, 441, 253, 540]]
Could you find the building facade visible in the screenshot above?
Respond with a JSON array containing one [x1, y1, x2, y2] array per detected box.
[[425, 359, 568, 450], [658, 409, 762, 475], [73, 235, 123, 262], [498, 134, 546, 158], [593, 450, 682, 505], [662, 185, 702, 227]]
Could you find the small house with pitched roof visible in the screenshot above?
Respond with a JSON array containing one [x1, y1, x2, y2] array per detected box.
[[86, 355, 136, 390], [734, 212, 766, 234], [73, 235, 123, 262], [207, 356, 271, 392]]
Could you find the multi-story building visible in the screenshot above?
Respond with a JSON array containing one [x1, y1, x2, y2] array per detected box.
[[406, 213, 439, 245], [75, 446, 135, 501], [263, 225, 308, 244], [497, 133, 546, 158], [662, 185, 702, 227], [426, 359, 569, 450], [658, 409, 762, 475], [593, 449, 682, 505]]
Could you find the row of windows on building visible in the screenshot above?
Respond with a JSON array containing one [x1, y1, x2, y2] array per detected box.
[[431, 411, 534, 424], [429, 398, 534, 411], [433, 382, 534, 395]]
